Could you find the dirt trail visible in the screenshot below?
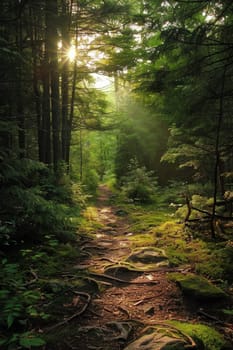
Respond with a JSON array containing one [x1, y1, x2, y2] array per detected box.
[[44, 185, 233, 349], [72, 185, 197, 349]]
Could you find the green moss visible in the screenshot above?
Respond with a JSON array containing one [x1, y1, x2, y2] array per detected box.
[[128, 232, 157, 247], [169, 321, 227, 350], [166, 247, 189, 266], [155, 221, 183, 234], [129, 209, 173, 232], [168, 273, 227, 300], [196, 245, 233, 282]]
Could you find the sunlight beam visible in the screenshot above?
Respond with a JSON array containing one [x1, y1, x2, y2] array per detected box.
[[67, 45, 76, 62]]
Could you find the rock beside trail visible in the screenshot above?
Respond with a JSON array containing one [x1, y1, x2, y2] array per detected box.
[[168, 273, 228, 301], [126, 247, 169, 268], [123, 325, 194, 350]]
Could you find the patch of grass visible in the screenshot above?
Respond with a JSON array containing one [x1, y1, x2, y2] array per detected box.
[[79, 206, 105, 233], [169, 321, 228, 350], [129, 208, 174, 233], [166, 247, 189, 266]]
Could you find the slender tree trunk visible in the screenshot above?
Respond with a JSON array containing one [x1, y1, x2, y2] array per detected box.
[[114, 72, 120, 112], [42, 64, 51, 164], [29, 6, 43, 161], [79, 127, 83, 181], [46, 0, 61, 172], [61, 0, 70, 166], [211, 67, 227, 238], [16, 15, 25, 158], [66, 24, 78, 169], [41, 1, 52, 165]]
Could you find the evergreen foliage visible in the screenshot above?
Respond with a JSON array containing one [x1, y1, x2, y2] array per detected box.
[[0, 156, 76, 246], [121, 158, 158, 203]]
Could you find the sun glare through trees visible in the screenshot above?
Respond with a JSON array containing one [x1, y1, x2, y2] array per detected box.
[[67, 45, 76, 62]]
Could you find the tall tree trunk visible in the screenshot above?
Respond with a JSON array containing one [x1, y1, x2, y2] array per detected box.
[[29, 6, 43, 162], [46, 0, 61, 172], [61, 0, 70, 167], [79, 127, 83, 181], [66, 58, 77, 168], [16, 14, 25, 158], [66, 22, 78, 169], [41, 0, 52, 165], [211, 67, 227, 238]]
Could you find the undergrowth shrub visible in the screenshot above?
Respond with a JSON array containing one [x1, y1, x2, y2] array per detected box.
[[0, 259, 46, 349], [156, 181, 214, 208], [0, 157, 81, 246], [121, 158, 158, 203], [82, 168, 100, 195]]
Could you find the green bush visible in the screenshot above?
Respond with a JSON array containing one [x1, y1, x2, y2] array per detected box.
[[0, 157, 76, 245], [0, 259, 46, 349], [121, 158, 158, 203], [83, 168, 100, 194]]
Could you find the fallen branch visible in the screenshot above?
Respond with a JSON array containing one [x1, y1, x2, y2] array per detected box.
[[45, 291, 91, 333], [186, 205, 233, 221], [184, 196, 233, 225]]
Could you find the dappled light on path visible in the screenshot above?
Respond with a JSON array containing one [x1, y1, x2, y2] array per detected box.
[[44, 185, 233, 349], [73, 185, 198, 349]]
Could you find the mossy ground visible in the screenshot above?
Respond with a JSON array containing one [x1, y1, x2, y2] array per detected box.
[[168, 321, 229, 350], [15, 189, 232, 349], [123, 204, 233, 284]]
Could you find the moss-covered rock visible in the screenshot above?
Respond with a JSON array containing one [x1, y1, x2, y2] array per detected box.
[[124, 325, 195, 350], [169, 321, 229, 350], [123, 324, 195, 350], [126, 247, 169, 268], [123, 321, 229, 350], [168, 273, 228, 300]]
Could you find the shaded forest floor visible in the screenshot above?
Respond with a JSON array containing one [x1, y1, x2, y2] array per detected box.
[[43, 185, 233, 350]]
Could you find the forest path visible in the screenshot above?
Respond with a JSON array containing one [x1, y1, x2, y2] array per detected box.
[[72, 185, 196, 350]]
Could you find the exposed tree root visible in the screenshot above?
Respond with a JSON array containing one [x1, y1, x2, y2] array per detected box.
[[89, 272, 159, 285], [118, 305, 130, 319], [45, 291, 91, 333], [105, 321, 133, 341]]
